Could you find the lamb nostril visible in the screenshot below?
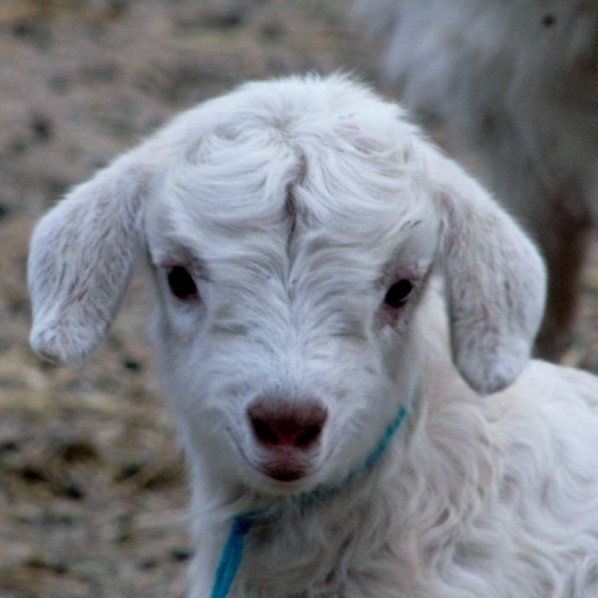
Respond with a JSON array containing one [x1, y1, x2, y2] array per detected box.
[[248, 400, 327, 450], [295, 424, 323, 448], [251, 417, 280, 447]]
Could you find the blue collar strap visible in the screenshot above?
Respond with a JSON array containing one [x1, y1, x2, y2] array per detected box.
[[210, 403, 409, 598]]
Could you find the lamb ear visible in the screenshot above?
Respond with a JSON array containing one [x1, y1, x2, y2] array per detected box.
[[425, 147, 546, 394], [28, 149, 152, 365]]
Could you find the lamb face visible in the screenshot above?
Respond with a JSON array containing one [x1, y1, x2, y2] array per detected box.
[[143, 121, 441, 498]]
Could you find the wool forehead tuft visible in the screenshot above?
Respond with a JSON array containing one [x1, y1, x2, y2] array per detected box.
[[151, 75, 433, 253]]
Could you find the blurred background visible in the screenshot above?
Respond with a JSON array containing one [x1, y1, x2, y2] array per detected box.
[[0, 1, 596, 596]]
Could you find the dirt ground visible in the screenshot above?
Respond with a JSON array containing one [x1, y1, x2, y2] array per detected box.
[[1, 1, 597, 597]]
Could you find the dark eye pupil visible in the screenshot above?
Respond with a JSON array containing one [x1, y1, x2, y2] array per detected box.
[[384, 280, 413, 308], [167, 266, 198, 300]]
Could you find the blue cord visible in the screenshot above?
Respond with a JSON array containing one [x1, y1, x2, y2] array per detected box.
[[210, 403, 409, 598], [210, 514, 256, 598]]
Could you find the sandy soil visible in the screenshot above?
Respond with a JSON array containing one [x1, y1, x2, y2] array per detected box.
[[0, 1, 596, 596]]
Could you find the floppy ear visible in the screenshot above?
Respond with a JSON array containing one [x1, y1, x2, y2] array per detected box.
[[425, 146, 546, 394], [28, 148, 153, 364]]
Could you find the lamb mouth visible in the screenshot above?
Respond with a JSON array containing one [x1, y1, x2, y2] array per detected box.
[[257, 456, 309, 482]]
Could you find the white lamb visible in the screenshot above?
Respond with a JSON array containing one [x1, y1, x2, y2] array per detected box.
[[28, 76, 598, 597], [353, 0, 598, 359]]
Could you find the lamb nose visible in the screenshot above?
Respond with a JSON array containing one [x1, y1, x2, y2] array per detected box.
[[248, 400, 328, 450]]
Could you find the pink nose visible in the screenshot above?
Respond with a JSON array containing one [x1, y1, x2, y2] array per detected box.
[[248, 399, 327, 450]]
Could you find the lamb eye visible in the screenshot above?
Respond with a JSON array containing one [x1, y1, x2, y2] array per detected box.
[[383, 280, 413, 308], [167, 266, 198, 300]]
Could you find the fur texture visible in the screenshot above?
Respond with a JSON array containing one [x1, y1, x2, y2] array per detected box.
[[28, 76, 598, 597], [353, 0, 598, 358]]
